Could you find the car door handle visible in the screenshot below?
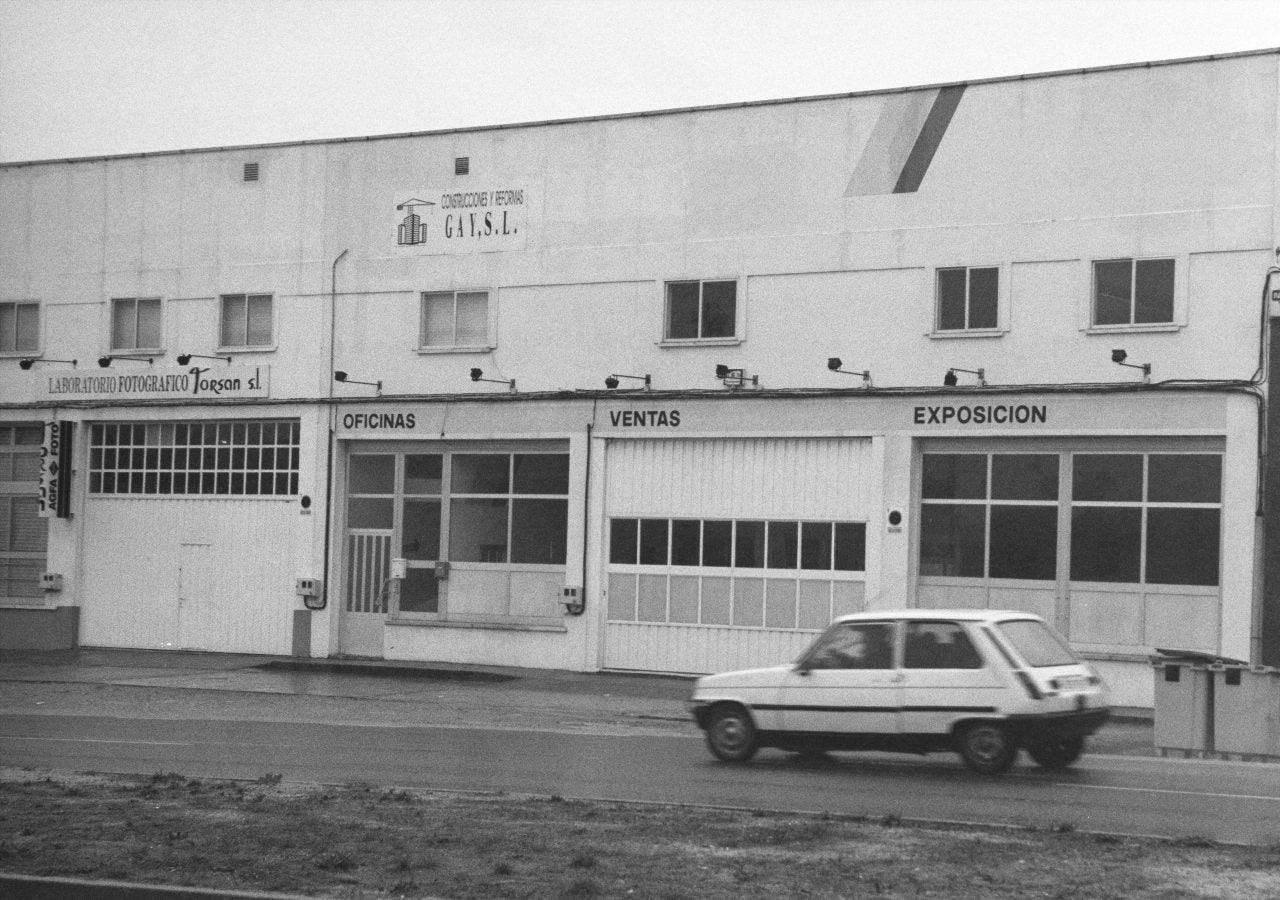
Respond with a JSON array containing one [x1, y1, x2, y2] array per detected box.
[[891, 672, 906, 683]]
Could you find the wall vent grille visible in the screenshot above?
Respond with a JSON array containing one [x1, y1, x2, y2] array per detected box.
[[243, 162, 260, 182], [454, 157, 469, 175]]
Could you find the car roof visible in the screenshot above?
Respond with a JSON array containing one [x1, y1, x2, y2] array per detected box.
[[832, 609, 1043, 625]]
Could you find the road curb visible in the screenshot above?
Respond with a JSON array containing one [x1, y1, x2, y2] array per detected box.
[[0, 873, 329, 900]]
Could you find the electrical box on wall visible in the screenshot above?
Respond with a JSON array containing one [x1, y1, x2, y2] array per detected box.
[[40, 572, 63, 592], [561, 586, 584, 615], [296, 577, 325, 610], [390, 558, 408, 580]]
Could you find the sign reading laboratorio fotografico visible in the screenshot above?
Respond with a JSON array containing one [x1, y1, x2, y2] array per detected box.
[[39, 420, 74, 518], [36, 365, 270, 401], [393, 186, 530, 254]]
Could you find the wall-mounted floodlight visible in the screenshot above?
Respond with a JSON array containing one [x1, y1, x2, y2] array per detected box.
[[605, 373, 651, 390], [19, 358, 77, 370], [177, 353, 231, 365], [1111, 349, 1151, 383], [334, 370, 382, 395], [943, 367, 986, 387], [470, 368, 516, 391], [827, 357, 872, 387], [714, 364, 759, 388], [98, 355, 153, 368]]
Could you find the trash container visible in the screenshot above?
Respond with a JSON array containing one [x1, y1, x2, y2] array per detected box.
[[1150, 649, 1246, 755], [1212, 665, 1280, 758]]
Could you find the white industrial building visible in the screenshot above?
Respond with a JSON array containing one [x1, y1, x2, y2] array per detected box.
[[3, 49, 1278, 707]]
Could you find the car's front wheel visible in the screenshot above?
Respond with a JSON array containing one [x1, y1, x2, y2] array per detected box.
[[705, 705, 758, 763], [1026, 736, 1085, 770], [957, 722, 1016, 774]]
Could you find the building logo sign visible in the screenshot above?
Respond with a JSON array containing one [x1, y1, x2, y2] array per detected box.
[[396, 198, 434, 245], [913, 404, 1047, 425], [392, 186, 530, 254], [35, 365, 270, 401]]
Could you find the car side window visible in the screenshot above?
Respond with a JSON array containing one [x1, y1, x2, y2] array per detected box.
[[806, 623, 894, 670], [903, 622, 984, 669]]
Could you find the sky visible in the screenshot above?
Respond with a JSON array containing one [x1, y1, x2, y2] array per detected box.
[[2, 0, 1280, 163]]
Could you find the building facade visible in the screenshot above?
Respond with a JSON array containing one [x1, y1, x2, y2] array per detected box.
[[3, 50, 1277, 707]]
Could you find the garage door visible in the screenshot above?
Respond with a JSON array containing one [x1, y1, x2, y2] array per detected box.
[[603, 437, 875, 674], [78, 420, 300, 654]]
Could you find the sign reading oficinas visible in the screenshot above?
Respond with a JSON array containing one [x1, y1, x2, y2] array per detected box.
[[393, 186, 530, 254], [38, 365, 270, 401]]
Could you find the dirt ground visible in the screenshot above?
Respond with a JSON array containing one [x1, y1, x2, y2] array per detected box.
[[1, 767, 1278, 900]]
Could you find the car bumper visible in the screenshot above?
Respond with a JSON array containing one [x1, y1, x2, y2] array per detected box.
[[1006, 707, 1111, 741]]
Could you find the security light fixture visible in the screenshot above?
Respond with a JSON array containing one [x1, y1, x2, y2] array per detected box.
[[714, 364, 758, 388], [1111, 349, 1151, 383], [605, 373, 651, 390], [19, 358, 77, 369], [177, 353, 231, 365], [944, 367, 985, 387], [470, 368, 516, 391], [98, 355, 153, 368], [333, 370, 382, 395], [827, 357, 872, 387]]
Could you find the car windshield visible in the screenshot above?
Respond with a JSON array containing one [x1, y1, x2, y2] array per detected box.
[[996, 619, 1078, 667]]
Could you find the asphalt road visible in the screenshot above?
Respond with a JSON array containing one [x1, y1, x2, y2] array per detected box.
[[4, 712, 1279, 845]]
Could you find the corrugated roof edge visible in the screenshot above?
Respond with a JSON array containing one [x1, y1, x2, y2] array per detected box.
[[3, 47, 1277, 169]]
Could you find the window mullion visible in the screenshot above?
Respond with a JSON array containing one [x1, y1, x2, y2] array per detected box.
[[1130, 263, 1139, 325], [696, 283, 705, 338], [964, 269, 974, 330]]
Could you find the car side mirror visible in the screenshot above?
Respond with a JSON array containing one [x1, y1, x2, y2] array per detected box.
[[794, 663, 811, 677]]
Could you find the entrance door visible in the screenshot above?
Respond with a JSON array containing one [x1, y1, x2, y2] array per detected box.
[[339, 452, 445, 656], [779, 621, 901, 735], [177, 542, 214, 649], [396, 454, 444, 615]]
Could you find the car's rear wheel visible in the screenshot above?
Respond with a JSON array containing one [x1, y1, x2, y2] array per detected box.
[[705, 705, 758, 763], [957, 722, 1016, 774], [1026, 736, 1085, 770]]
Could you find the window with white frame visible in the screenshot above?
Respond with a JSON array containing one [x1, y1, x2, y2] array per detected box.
[[0, 425, 46, 602], [919, 453, 1059, 580], [918, 450, 1221, 587], [220, 294, 273, 348], [420, 290, 489, 348], [111, 298, 162, 351], [607, 516, 866, 628], [88, 420, 300, 496], [1093, 258, 1175, 326], [0, 302, 39, 354], [1070, 453, 1220, 586], [936, 267, 998, 331], [664, 279, 737, 340]]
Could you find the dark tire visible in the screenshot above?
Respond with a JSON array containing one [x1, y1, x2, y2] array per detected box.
[[705, 705, 758, 763], [957, 722, 1016, 775], [1026, 736, 1085, 770]]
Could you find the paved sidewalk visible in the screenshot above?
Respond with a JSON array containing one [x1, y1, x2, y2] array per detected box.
[[0, 647, 1156, 754]]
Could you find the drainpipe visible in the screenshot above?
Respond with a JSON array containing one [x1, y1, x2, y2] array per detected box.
[[320, 250, 348, 629]]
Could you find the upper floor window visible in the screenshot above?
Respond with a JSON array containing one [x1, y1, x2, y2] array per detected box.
[[111, 297, 161, 351], [420, 290, 489, 349], [936, 267, 998, 331], [1093, 258, 1175, 326], [665, 279, 736, 340], [0, 302, 39, 353], [220, 293, 273, 348]]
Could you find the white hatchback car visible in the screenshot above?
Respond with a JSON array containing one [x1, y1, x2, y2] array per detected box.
[[688, 610, 1110, 774]]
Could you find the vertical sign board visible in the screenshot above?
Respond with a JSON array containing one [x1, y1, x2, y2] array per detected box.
[[38, 421, 73, 518]]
